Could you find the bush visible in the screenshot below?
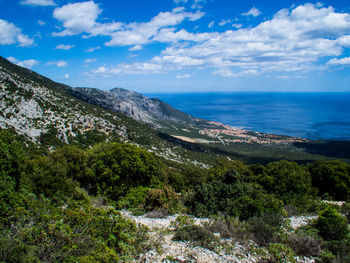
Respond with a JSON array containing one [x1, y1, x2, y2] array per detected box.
[[0, 195, 151, 262], [144, 186, 180, 214], [285, 234, 321, 257], [89, 142, 161, 200], [248, 214, 284, 246], [185, 180, 284, 220], [314, 207, 349, 241], [144, 208, 168, 218], [263, 160, 315, 207], [170, 214, 194, 230], [116, 186, 149, 209], [309, 160, 350, 201], [172, 225, 219, 250], [315, 250, 336, 263], [206, 214, 251, 241], [267, 243, 296, 263]]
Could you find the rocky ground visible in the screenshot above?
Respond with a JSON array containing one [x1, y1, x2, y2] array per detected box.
[[121, 211, 316, 263]]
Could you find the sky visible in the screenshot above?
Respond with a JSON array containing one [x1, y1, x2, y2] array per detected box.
[[0, 0, 350, 93]]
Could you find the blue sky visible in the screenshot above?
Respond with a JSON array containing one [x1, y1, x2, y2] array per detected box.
[[1, 0, 350, 93]]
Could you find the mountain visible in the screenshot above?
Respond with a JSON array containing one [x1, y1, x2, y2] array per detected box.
[[1, 55, 349, 164], [0, 56, 124, 144], [70, 87, 194, 127]]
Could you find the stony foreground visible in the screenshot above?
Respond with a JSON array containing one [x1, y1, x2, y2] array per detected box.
[[121, 211, 316, 263]]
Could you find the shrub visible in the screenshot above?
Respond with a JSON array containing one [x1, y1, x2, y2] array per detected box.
[[89, 142, 160, 200], [0, 195, 151, 262], [267, 243, 296, 263], [144, 208, 168, 218], [285, 234, 321, 257], [248, 214, 284, 246], [315, 250, 336, 263], [172, 225, 219, 250], [170, 214, 194, 230], [116, 186, 149, 209], [185, 180, 283, 220], [144, 186, 180, 214], [308, 160, 350, 201], [314, 207, 349, 241], [264, 160, 315, 207], [206, 214, 251, 241]]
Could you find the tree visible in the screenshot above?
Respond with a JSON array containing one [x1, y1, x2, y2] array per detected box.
[[309, 161, 350, 201], [89, 142, 160, 200]]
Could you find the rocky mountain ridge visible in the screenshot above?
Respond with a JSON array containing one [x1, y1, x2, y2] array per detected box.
[[0, 56, 125, 143], [71, 86, 194, 127]]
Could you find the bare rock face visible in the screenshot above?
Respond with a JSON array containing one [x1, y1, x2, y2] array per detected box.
[[73, 87, 194, 126]]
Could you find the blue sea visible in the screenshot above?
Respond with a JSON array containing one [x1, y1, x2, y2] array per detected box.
[[145, 92, 350, 141]]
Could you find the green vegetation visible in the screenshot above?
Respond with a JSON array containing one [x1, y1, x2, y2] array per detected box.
[[1, 128, 350, 261]]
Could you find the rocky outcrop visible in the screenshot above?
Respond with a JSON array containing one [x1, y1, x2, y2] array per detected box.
[[73, 87, 194, 126]]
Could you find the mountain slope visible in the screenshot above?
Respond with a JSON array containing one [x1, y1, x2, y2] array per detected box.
[[1, 56, 349, 164], [0, 56, 123, 144], [71, 87, 194, 126]]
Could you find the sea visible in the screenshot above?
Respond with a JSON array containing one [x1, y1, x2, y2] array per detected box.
[[145, 92, 350, 141]]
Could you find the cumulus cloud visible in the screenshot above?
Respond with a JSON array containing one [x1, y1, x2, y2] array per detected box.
[[53, 1, 102, 36], [152, 3, 350, 76], [7, 57, 39, 68], [52, 1, 204, 48], [0, 19, 34, 46], [327, 57, 350, 66], [105, 8, 204, 47], [85, 3, 350, 77], [55, 44, 75, 50], [242, 7, 261, 17], [46, 60, 67, 67], [20, 0, 56, 6]]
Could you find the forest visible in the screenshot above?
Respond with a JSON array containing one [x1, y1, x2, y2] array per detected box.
[[1, 128, 350, 262]]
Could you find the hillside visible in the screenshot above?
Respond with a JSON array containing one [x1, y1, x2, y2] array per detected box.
[[71, 87, 194, 127], [1, 55, 349, 164]]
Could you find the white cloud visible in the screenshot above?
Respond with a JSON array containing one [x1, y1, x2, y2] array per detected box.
[[64, 73, 70, 79], [232, 23, 242, 29], [208, 21, 214, 28], [176, 74, 191, 78], [55, 44, 75, 50], [20, 0, 56, 6], [105, 9, 204, 47], [92, 63, 164, 75], [53, 1, 102, 36], [152, 3, 350, 76], [129, 45, 143, 51], [87, 3, 350, 78], [46, 60, 67, 67], [85, 46, 100, 52], [52, 1, 203, 49], [242, 7, 261, 17], [327, 57, 350, 66], [219, 19, 230, 26], [38, 20, 46, 26], [84, 58, 97, 63], [0, 19, 34, 46], [174, 0, 188, 4], [7, 57, 39, 68]]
